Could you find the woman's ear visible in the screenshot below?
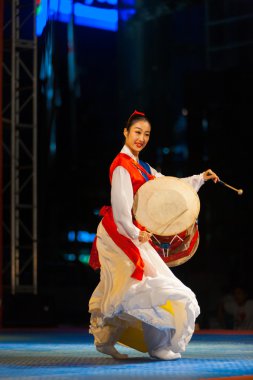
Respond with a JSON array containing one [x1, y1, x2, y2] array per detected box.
[[123, 128, 128, 138]]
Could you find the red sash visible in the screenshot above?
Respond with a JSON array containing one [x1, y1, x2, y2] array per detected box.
[[89, 153, 155, 281]]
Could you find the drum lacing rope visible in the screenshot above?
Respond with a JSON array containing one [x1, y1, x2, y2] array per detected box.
[[151, 232, 184, 257]]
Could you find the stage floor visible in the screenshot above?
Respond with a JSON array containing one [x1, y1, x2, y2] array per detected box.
[[0, 329, 252, 380]]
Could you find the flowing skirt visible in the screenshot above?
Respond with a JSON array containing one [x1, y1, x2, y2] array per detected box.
[[88, 222, 200, 354]]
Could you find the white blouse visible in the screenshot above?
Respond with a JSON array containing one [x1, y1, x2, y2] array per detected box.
[[111, 145, 205, 241]]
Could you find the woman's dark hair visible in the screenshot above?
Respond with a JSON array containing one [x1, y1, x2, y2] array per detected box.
[[125, 110, 151, 131]]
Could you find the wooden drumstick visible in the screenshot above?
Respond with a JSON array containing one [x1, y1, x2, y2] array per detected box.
[[206, 171, 243, 195], [218, 180, 243, 195]]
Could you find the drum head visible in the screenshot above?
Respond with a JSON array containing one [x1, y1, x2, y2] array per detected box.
[[133, 176, 200, 236]]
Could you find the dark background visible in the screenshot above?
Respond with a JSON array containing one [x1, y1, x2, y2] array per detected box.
[[3, 0, 253, 329]]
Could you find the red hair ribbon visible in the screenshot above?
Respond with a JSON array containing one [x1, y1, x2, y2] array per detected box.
[[129, 110, 145, 119]]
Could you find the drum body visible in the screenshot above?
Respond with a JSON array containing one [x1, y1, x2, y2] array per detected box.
[[133, 176, 200, 267]]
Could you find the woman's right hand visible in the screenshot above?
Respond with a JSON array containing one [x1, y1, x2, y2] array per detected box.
[[138, 230, 152, 243], [203, 169, 219, 183]]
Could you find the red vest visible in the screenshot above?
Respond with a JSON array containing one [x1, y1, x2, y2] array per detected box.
[[109, 153, 154, 194], [89, 153, 155, 281]]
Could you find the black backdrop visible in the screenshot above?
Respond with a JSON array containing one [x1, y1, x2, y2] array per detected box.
[[4, 2, 253, 328]]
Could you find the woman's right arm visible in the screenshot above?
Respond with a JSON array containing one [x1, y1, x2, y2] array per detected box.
[[111, 166, 140, 240]]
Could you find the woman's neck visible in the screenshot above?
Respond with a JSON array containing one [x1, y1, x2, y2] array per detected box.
[[125, 144, 139, 161]]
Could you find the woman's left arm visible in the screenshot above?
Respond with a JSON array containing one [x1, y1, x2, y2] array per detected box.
[[182, 169, 219, 192], [149, 165, 164, 178], [181, 173, 205, 192], [149, 164, 219, 193]]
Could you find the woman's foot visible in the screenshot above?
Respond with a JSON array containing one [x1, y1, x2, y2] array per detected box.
[[150, 348, 181, 360], [96, 344, 128, 359]]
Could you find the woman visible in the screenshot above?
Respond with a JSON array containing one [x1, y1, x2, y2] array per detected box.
[[88, 110, 218, 360]]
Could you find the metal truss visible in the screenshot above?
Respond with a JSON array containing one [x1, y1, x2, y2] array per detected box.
[[2, 0, 37, 294], [205, 0, 253, 69]]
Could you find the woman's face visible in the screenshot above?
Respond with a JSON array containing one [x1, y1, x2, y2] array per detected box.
[[124, 120, 151, 157]]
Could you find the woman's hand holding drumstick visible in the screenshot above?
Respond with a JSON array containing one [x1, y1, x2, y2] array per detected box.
[[203, 169, 243, 195], [203, 169, 219, 183]]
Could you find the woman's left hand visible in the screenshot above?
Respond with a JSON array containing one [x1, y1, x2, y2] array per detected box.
[[203, 169, 219, 183], [138, 230, 152, 243]]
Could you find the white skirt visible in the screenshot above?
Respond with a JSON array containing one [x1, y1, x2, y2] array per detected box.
[[89, 222, 200, 354]]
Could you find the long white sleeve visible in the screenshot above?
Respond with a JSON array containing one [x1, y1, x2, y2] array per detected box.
[[111, 166, 140, 240], [181, 173, 205, 192], [149, 163, 204, 192], [149, 165, 164, 178]]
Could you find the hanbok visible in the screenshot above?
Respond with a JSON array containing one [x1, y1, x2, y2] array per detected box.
[[89, 145, 204, 358]]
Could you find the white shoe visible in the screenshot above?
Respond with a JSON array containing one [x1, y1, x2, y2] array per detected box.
[[150, 348, 181, 360], [96, 345, 128, 360]]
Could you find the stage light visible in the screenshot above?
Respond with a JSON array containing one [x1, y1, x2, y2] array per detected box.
[[50, 141, 56, 154], [74, 3, 118, 31], [36, 0, 136, 36], [78, 252, 90, 265], [63, 253, 76, 261], [67, 231, 76, 242], [76, 230, 96, 243], [162, 147, 170, 155], [36, 0, 48, 35]]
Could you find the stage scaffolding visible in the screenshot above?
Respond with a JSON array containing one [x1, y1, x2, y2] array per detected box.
[[2, 0, 37, 294]]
